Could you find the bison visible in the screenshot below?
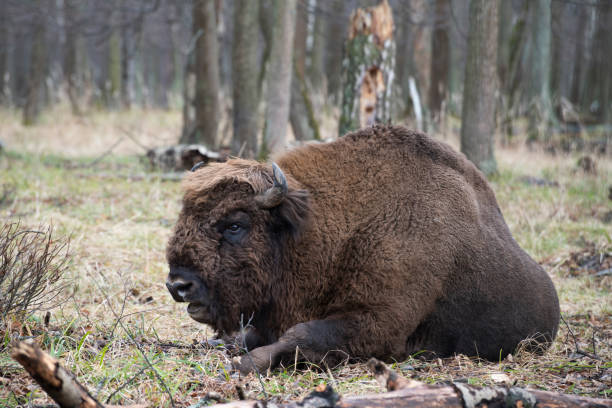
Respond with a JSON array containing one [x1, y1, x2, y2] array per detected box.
[[166, 125, 560, 374]]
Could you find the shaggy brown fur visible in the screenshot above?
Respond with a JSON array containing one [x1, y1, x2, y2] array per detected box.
[[166, 125, 560, 374]]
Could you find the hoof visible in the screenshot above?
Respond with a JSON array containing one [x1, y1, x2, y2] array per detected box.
[[232, 356, 257, 376]]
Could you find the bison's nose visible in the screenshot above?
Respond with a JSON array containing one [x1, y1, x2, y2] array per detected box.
[[166, 265, 208, 303], [166, 280, 192, 302]]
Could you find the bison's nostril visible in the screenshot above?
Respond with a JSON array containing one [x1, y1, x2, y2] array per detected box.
[[176, 282, 192, 298], [166, 280, 193, 302]]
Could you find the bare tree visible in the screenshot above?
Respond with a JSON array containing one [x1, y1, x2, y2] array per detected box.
[[182, 0, 220, 147], [23, 3, 47, 126], [290, 1, 320, 142], [429, 0, 450, 123], [63, 0, 81, 115], [460, 0, 499, 176], [584, 0, 612, 124], [262, 0, 297, 157], [526, 0, 552, 142], [0, 9, 9, 105], [325, 0, 346, 101], [120, 4, 140, 110], [308, 0, 326, 96], [497, 0, 513, 94], [411, 0, 431, 112], [232, 0, 260, 158]]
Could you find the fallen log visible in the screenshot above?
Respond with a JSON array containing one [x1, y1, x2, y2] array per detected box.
[[10, 340, 145, 408], [145, 144, 227, 172], [207, 359, 612, 408], [11, 340, 612, 408]]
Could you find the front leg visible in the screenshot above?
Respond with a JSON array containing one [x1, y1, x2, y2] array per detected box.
[[203, 328, 264, 356], [232, 314, 406, 375]]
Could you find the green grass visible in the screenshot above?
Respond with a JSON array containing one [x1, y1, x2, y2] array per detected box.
[[0, 109, 610, 406]]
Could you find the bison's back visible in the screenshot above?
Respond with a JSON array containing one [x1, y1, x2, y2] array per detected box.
[[277, 125, 559, 360]]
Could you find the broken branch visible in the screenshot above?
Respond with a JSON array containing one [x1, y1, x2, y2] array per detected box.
[[11, 340, 146, 408]]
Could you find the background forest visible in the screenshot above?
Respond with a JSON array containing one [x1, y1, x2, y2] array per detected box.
[[1, 0, 611, 159], [0, 0, 610, 407]]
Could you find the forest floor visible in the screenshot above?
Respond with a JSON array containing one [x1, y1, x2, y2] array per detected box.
[[0, 106, 610, 407]]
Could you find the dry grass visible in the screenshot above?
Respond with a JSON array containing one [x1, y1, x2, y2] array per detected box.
[[0, 106, 610, 407]]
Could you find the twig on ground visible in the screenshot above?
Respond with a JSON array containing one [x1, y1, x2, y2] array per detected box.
[[108, 278, 130, 339], [105, 365, 150, 404], [590, 325, 598, 358], [560, 314, 601, 360]]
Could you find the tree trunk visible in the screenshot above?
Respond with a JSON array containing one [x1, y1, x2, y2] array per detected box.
[[218, 0, 233, 96], [308, 0, 326, 96], [584, 0, 612, 124], [289, 1, 320, 142], [290, 64, 320, 142], [393, 2, 412, 112], [107, 23, 121, 109], [429, 0, 450, 123], [182, 0, 220, 147], [120, 7, 137, 110], [261, 0, 297, 157], [182, 51, 196, 142], [63, 0, 81, 115], [460, 0, 499, 176], [598, 1, 612, 124], [23, 4, 46, 126], [497, 0, 513, 94], [526, 0, 552, 142], [325, 0, 346, 102], [447, 0, 469, 116], [232, 0, 260, 158], [339, 0, 395, 136], [411, 0, 430, 115], [0, 9, 9, 105], [501, 2, 528, 138], [569, 6, 586, 109], [294, 1, 308, 82], [258, 0, 274, 95], [496, 0, 513, 139]]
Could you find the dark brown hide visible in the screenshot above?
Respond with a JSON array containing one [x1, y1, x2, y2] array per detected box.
[[166, 125, 560, 373]]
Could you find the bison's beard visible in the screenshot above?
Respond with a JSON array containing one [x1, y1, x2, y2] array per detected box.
[[186, 302, 213, 324], [186, 285, 262, 335], [186, 298, 237, 334]]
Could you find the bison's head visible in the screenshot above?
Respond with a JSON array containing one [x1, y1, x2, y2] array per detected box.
[[165, 159, 309, 334]]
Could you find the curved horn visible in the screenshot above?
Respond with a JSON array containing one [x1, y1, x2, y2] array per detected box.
[[256, 162, 288, 208], [190, 161, 206, 172]]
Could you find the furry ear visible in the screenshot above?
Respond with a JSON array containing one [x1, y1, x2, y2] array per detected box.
[[270, 188, 310, 238]]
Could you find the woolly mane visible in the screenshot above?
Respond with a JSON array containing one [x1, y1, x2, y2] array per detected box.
[[181, 158, 274, 202]]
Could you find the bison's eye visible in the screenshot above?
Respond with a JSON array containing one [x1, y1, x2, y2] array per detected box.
[[223, 223, 247, 243], [223, 223, 247, 244], [218, 211, 250, 244], [227, 224, 241, 233]]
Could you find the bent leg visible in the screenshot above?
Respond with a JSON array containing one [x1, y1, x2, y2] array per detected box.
[[232, 313, 409, 375]]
